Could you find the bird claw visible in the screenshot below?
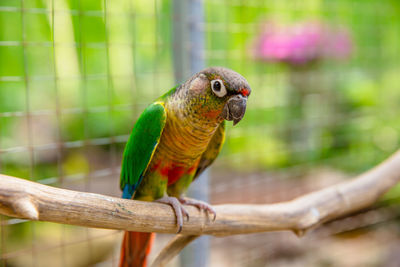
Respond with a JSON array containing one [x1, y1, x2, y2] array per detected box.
[[179, 197, 217, 221], [155, 196, 189, 233], [154, 196, 216, 233]]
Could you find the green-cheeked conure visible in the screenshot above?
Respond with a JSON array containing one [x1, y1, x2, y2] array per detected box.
[[119, 67, 251, 267]]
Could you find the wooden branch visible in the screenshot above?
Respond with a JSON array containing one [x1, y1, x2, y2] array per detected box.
[[150, 150, 400, 266], [150, 235, 199, 267], [1, 151, 400, 235], [0, 150, 400, 266]]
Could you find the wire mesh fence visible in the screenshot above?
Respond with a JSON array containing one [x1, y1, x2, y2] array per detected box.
[[1, 0, 400, 266]]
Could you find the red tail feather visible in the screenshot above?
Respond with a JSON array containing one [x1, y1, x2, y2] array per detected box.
[[119, 231, 155, 267]]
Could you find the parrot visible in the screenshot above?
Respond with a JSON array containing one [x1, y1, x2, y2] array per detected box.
[[119, 67, 251, 267]]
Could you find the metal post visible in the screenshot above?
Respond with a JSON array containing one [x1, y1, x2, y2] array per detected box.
[[173, 0, 209, 266]]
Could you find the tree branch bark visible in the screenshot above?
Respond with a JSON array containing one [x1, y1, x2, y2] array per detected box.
[[151, 234, 199, 267], [0, 150, 400, 266]]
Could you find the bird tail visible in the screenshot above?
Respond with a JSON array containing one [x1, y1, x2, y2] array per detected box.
[[119, 231, 155, 267]]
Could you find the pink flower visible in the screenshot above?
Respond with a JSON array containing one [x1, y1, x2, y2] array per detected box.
[[255, 21, 353, 65]]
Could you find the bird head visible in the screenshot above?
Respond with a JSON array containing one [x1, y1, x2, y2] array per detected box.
[[184, 67, 251, 126]]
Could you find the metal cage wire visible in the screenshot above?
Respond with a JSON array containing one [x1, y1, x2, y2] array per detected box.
[[1, 0, 400, 266]]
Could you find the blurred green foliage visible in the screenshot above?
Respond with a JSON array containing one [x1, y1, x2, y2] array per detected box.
[[0, 1, 399, 265], [205, 0, 400, 173], [0, 0, 399, 181]]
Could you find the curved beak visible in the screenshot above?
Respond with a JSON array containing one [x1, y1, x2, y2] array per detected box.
[[221, 94, 248, 126]]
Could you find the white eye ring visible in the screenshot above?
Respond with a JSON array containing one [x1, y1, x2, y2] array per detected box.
[[211, 79, 227, 97]]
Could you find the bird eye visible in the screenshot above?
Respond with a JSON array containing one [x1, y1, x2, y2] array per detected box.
[[211, 79, 227, 97]]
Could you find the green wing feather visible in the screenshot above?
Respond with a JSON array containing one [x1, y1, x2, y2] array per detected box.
[[120, 101, 167, 199], [158, 86, 177, 101], [193, 121, 226, 180]]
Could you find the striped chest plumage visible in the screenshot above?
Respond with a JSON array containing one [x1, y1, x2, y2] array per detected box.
[[148, 102, 219, 183], [133, 96, 222, 200]]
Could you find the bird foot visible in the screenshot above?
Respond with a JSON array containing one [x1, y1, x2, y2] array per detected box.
[[178, 197, 216, 221], [155, 196, 189, 233]]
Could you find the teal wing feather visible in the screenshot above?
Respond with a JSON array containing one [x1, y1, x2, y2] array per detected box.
[[193, 121, 226, 180], [120, 101, 167, 199]]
